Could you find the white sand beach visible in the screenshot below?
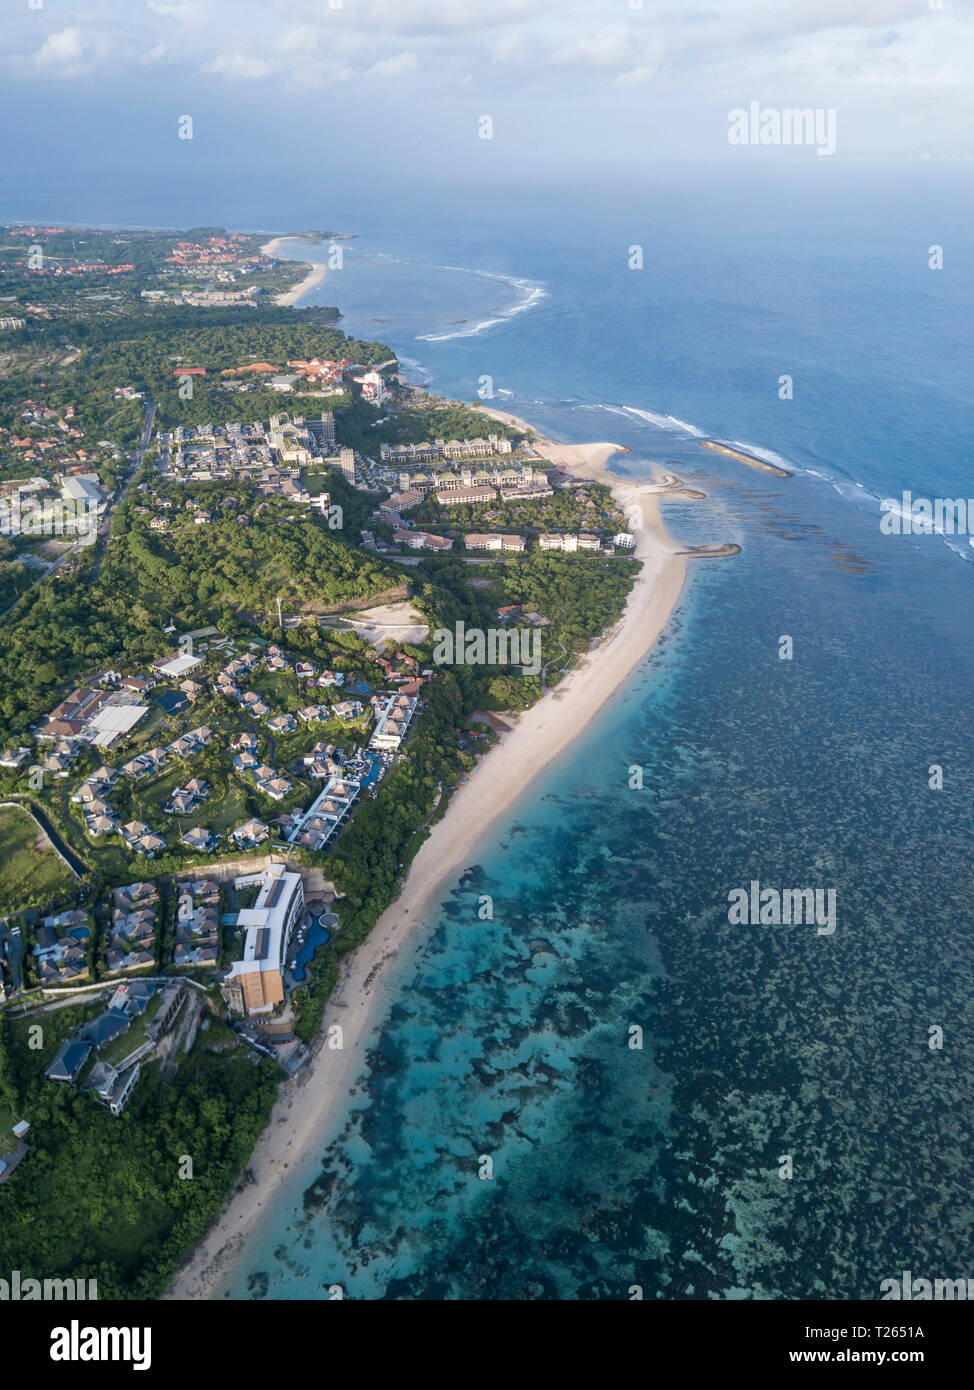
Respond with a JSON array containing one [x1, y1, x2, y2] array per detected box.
[[166, 416, 690, 1300], [260, 237, 326, 306]]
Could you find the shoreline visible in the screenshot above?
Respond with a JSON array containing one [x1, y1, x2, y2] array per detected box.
[[165, 416, 693, 1301], [260, 236, 326, 306]]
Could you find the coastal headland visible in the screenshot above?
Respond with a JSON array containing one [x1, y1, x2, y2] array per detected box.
[[166, 411, 706, 1300], [699, 439, 792, 478]]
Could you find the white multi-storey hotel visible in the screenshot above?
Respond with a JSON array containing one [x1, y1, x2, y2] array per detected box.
[[538, 532, 602, 552], [221, 864, 304, 1016]]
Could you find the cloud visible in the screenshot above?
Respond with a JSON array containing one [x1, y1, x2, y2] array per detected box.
[[369, 52, 420, 77], [1, 0, 972, 163], [274, 26, 323, 57], [550, 26, 632, 69], [202, 51, 272, 79], [281, 0, 556, 38], [550, 25, 664, 79], [617, 65, 660, 87], [19, 26, 93, 78]]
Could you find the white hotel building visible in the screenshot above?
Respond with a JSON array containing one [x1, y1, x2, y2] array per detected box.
[[221, 864, 305, 1016]]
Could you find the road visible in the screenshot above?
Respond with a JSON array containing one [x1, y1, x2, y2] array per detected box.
[[90, 396, 156, 580], [0, 397, 156, 616]]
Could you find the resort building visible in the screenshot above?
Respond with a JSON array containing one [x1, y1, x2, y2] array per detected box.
[[382, 490, 424, 513], [498, 483, 553, 501], [464, 533, 527, 554], [434, 486, 497, 506], [381, 436, 514, 467], [284, 774, 361, 851], [87, 1061, 141, 1117], [393, 529, 453, 552], [221, 864, 305, 1017], [45, 1040, 92, 1085], [537, 532, 602, 553], [353, 369, 389, 406], [369, 693, 419, 751]]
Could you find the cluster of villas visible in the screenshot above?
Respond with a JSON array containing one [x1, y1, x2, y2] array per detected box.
[[106, 882, 159, 973], [33, 909, 93, 986], [247, 763, 294, 803], [298, 739, 348, 781], [44, 980, 186, 1117], [369, 693, 419, 752], [278, 773, 361, 851], [173, 879, 220, 967], [13, 628, 421, 888], [158, 414, 354, 488], [122, 726, 212, 780], [214, 645, 350, 730], [38, 736, 83, 780], [30, 654, 214, 772], [72, 764, 120, 838], [71, 725, 214, 852], [143, 478, 331, 530], [160, 420, 275, 476]]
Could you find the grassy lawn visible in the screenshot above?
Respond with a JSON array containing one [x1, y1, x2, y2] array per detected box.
[[206, 780, 252, 833], [277, 715, 370, 765], [0, 804, 76, 914], [250, 670, 303, 709], [130, 766, 185, 822], [8, 997, 104, 1059]]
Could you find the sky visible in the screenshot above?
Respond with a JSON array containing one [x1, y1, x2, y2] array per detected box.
[[1, 0, 973, 192]]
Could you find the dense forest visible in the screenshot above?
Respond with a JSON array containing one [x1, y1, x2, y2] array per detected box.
[[0, 1008, 278, 1299], [376, 401, 522, 446], [0, 307, 391, 452], [115, 493, 398, 621], [0, 476, 402, 741], [418, 480, 621, 534]]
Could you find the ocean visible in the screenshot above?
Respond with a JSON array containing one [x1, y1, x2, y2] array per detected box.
[[7, 163, 974, 1299]]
